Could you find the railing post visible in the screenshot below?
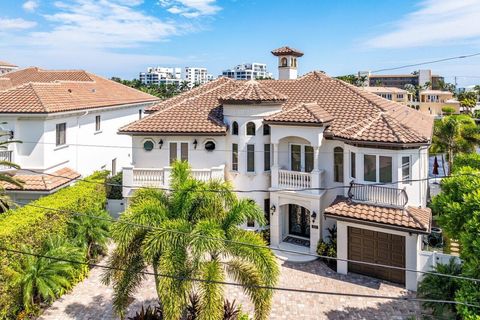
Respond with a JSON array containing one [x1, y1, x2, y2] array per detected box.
[[122, 166, 134, 198], [164, 167, 172, 190]]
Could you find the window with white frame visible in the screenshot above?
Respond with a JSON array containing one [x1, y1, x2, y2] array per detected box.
[[247, 144, 255, 172], [363, 154, 393, 183], [333, 147, 344, 182], [95, 115, 101, 131], [350, 151, 356, 178], [264, 144, 271, 171], [232, 143, 238, 171], [169, 142, 188, 164], [290, 144, 313, 172], [402, 156, 411, 181], [56, 123, 66, 146]]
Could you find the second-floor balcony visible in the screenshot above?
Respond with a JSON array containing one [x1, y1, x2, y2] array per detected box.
[[272, 168, 326, 193], [0, 150, 13, 171], [347, 181, 408, 208], [123, 165, 226, 196]]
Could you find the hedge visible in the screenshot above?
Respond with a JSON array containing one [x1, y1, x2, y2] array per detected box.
[[0, 171, 108, 319]]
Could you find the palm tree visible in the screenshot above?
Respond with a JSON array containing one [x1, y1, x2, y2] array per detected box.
[[67, 207, 110, 260], [11, 236, 85, 312], [417, 258, 462, 319], [103, 161, 279, 320], [180, 80, 190, 92], [430, 115, 480, 175], [0, 131, 23, 212]]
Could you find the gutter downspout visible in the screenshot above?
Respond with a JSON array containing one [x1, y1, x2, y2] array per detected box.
[[76, 111, 89, 173]]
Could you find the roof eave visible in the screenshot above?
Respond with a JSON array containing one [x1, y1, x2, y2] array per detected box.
[[324, 133, 431, 148], [118, 130, 227, 136]]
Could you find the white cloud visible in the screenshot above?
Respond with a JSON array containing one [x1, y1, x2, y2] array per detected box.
[[0, 18, 37, 30], [160, 0, 221, 18], [22, 0, 39, 12], [365, 0, 480, 49]]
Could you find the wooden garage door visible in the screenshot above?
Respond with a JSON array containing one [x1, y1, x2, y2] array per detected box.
[[348, 227, 405, 284]]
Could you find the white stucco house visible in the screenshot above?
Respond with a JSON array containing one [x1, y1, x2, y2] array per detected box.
[[0, 67, 158, 203], [120, 46, 434, 291]]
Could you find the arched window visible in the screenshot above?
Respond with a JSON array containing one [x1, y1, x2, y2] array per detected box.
[[263, 124, 270, 135], [334, 147, 344, 182], [280, 57, 288, 67], [232, 121, 238, 135], [246, 122, 256, 136]]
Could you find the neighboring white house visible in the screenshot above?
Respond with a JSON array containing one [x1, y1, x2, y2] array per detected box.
[[120, 46, 434, 291], [139, 66, 212, 88], [222, 63, 273, 80], [0, 60, 18, 75], [0, 67, 158, 203]]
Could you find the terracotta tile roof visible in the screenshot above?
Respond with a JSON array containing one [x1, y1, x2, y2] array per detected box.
[[0, 67, 159, 113], [271, 46, 304, 57], [0, 61, 17, 68], [265, 102, 333, 126], [1, 167, 80, 192], [219, 80, 288, 104], [324, 196, 431, 233], [122, 71, 433, 145]]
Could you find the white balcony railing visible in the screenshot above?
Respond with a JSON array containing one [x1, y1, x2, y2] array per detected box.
[[278, 170, 311, 189], [124, 165, 226, 196], [347, 181, 408, 208]]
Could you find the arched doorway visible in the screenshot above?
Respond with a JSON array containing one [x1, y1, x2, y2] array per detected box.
[[288, 204, 310, 238]]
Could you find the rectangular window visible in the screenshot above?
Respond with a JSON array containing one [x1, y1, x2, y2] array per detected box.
[[95, 115, 101, 131], [290, 144, 301, 171], [232, 144, 238, 171], [351, 152, 356, 178], [379, 156, 392, 183], [139, 109, 142, 120], [180, 143, 188, 162], [305, 146, 314, 172], [56, 123, 66, 146], [402, 156, 411, 181], [169, 142, 177, 165], [264, 144, 271, 171], [111, 158, 117, 176], [364, 154, 376, 182], [264, 198, 270, 225], [247, 144, 255, 172]]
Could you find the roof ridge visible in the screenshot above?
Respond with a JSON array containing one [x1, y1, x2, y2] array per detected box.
[[302, 102, 324, 122], [28, 83, 48, 113], [381, 112, 426, 142], [351, 113, 383, 139], [333, 78, 385, 113]]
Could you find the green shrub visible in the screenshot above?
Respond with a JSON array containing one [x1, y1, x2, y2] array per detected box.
[[451, 153, 480, 173], [106, 172, 123, 200], [441, 106, 456, 116], [0, 171, 108, 319]]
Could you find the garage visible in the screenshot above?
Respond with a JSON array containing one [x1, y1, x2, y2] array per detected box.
[[348, 226, 405, 284]]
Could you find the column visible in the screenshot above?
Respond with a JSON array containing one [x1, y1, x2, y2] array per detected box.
[[271, 143, 279, 188], [336, 221, 348, 274], [122, 166, 133, 198], [270, 193, 281, 247], [310, 146, 321, 193]]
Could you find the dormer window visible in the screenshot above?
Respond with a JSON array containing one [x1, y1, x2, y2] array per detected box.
[[232, 121, 239, 135], [246, 122, 256, 136]]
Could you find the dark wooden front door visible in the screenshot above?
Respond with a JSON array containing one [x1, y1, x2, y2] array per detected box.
[[288, 204, 310, 238], [348, 227, 405, 284]]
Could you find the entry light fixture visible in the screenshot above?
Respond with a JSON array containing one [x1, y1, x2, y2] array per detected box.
[[311, 211, 317, 223], [9, 130, 14, 140], [159, 139, 164, 149], [270, 205, 276, 216], [193, 139, 198, 149]]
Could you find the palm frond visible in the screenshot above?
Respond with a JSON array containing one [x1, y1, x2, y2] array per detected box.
[[197, 259, 224, 320]]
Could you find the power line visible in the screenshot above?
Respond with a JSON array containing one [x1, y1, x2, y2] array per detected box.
[[371, 52, 480, 73], [1, 246, 478, 309], [12, 200, 480, 284]]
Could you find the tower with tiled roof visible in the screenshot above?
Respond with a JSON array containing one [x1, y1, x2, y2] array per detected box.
[[271, 46, 304, 80]]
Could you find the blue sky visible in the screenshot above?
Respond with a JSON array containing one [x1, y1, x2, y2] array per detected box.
[[1, 0, 480, 87]]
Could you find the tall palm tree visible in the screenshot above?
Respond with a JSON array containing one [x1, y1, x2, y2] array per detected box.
[[11, 236, 85, 312], [0, 132, 23, 212], [430, 115, 480, 175], [103, 161, 279, 320]]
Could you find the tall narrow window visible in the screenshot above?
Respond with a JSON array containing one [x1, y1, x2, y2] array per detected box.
[[247, 199, 255, 227], [232, 143, 238, 171], [180, 143, 188, 162], [246, 122, 256, 135], [264, 198, 270, 225], [291, 144, 301, 171], [263, 124, 270, 135], [264, 144, 271, 171], [247, 144, 255, 172], [232, 121, 238, 135], [111, 158, 117, 176], [402, 156, 411, 181], [379, 156, 392, 183], [305, 146, 314, 172], [169, 142, 177, 165], [56, 123, 66, 146], [95, 115, 101, 131], [139, 109, 142, 120], [333, 147, 344, 182], [350, 152, 356, 178], [364, 154, 376, 182]]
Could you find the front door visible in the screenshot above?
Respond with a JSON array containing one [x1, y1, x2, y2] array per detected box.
[[288, 204, 310, 238]]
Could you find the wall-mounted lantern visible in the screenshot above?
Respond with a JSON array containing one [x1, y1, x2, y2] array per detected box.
[[193, 139, 198, 149], [311, 211, 317, 223], [270, 205, 276, 216], [159, 139, 164, 149]]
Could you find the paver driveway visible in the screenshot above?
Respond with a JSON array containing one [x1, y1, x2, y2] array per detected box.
[[39, 257, 420, 320]]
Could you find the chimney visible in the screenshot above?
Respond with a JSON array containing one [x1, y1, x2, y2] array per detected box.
[[271, 46, 304, 80]]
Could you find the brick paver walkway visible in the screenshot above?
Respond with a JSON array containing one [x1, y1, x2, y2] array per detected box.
[[39, 258, 420, 319]]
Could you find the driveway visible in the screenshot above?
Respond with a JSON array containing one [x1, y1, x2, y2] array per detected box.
[[39, 258, 420, 320]]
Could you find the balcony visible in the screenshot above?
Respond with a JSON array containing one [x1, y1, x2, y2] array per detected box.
[[0, 150, 13, 171], [347, 181, 408, 208], [123, 165, 226, 196], [273, 168, 325, 193]]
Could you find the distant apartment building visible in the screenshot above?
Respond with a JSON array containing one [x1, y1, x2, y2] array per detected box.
[[361, 69, 444, 90], [0, 61, 18, 75], [140, 66, 212, 88], [362, 87, 411, 104], [222, 63, 273, 80]]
